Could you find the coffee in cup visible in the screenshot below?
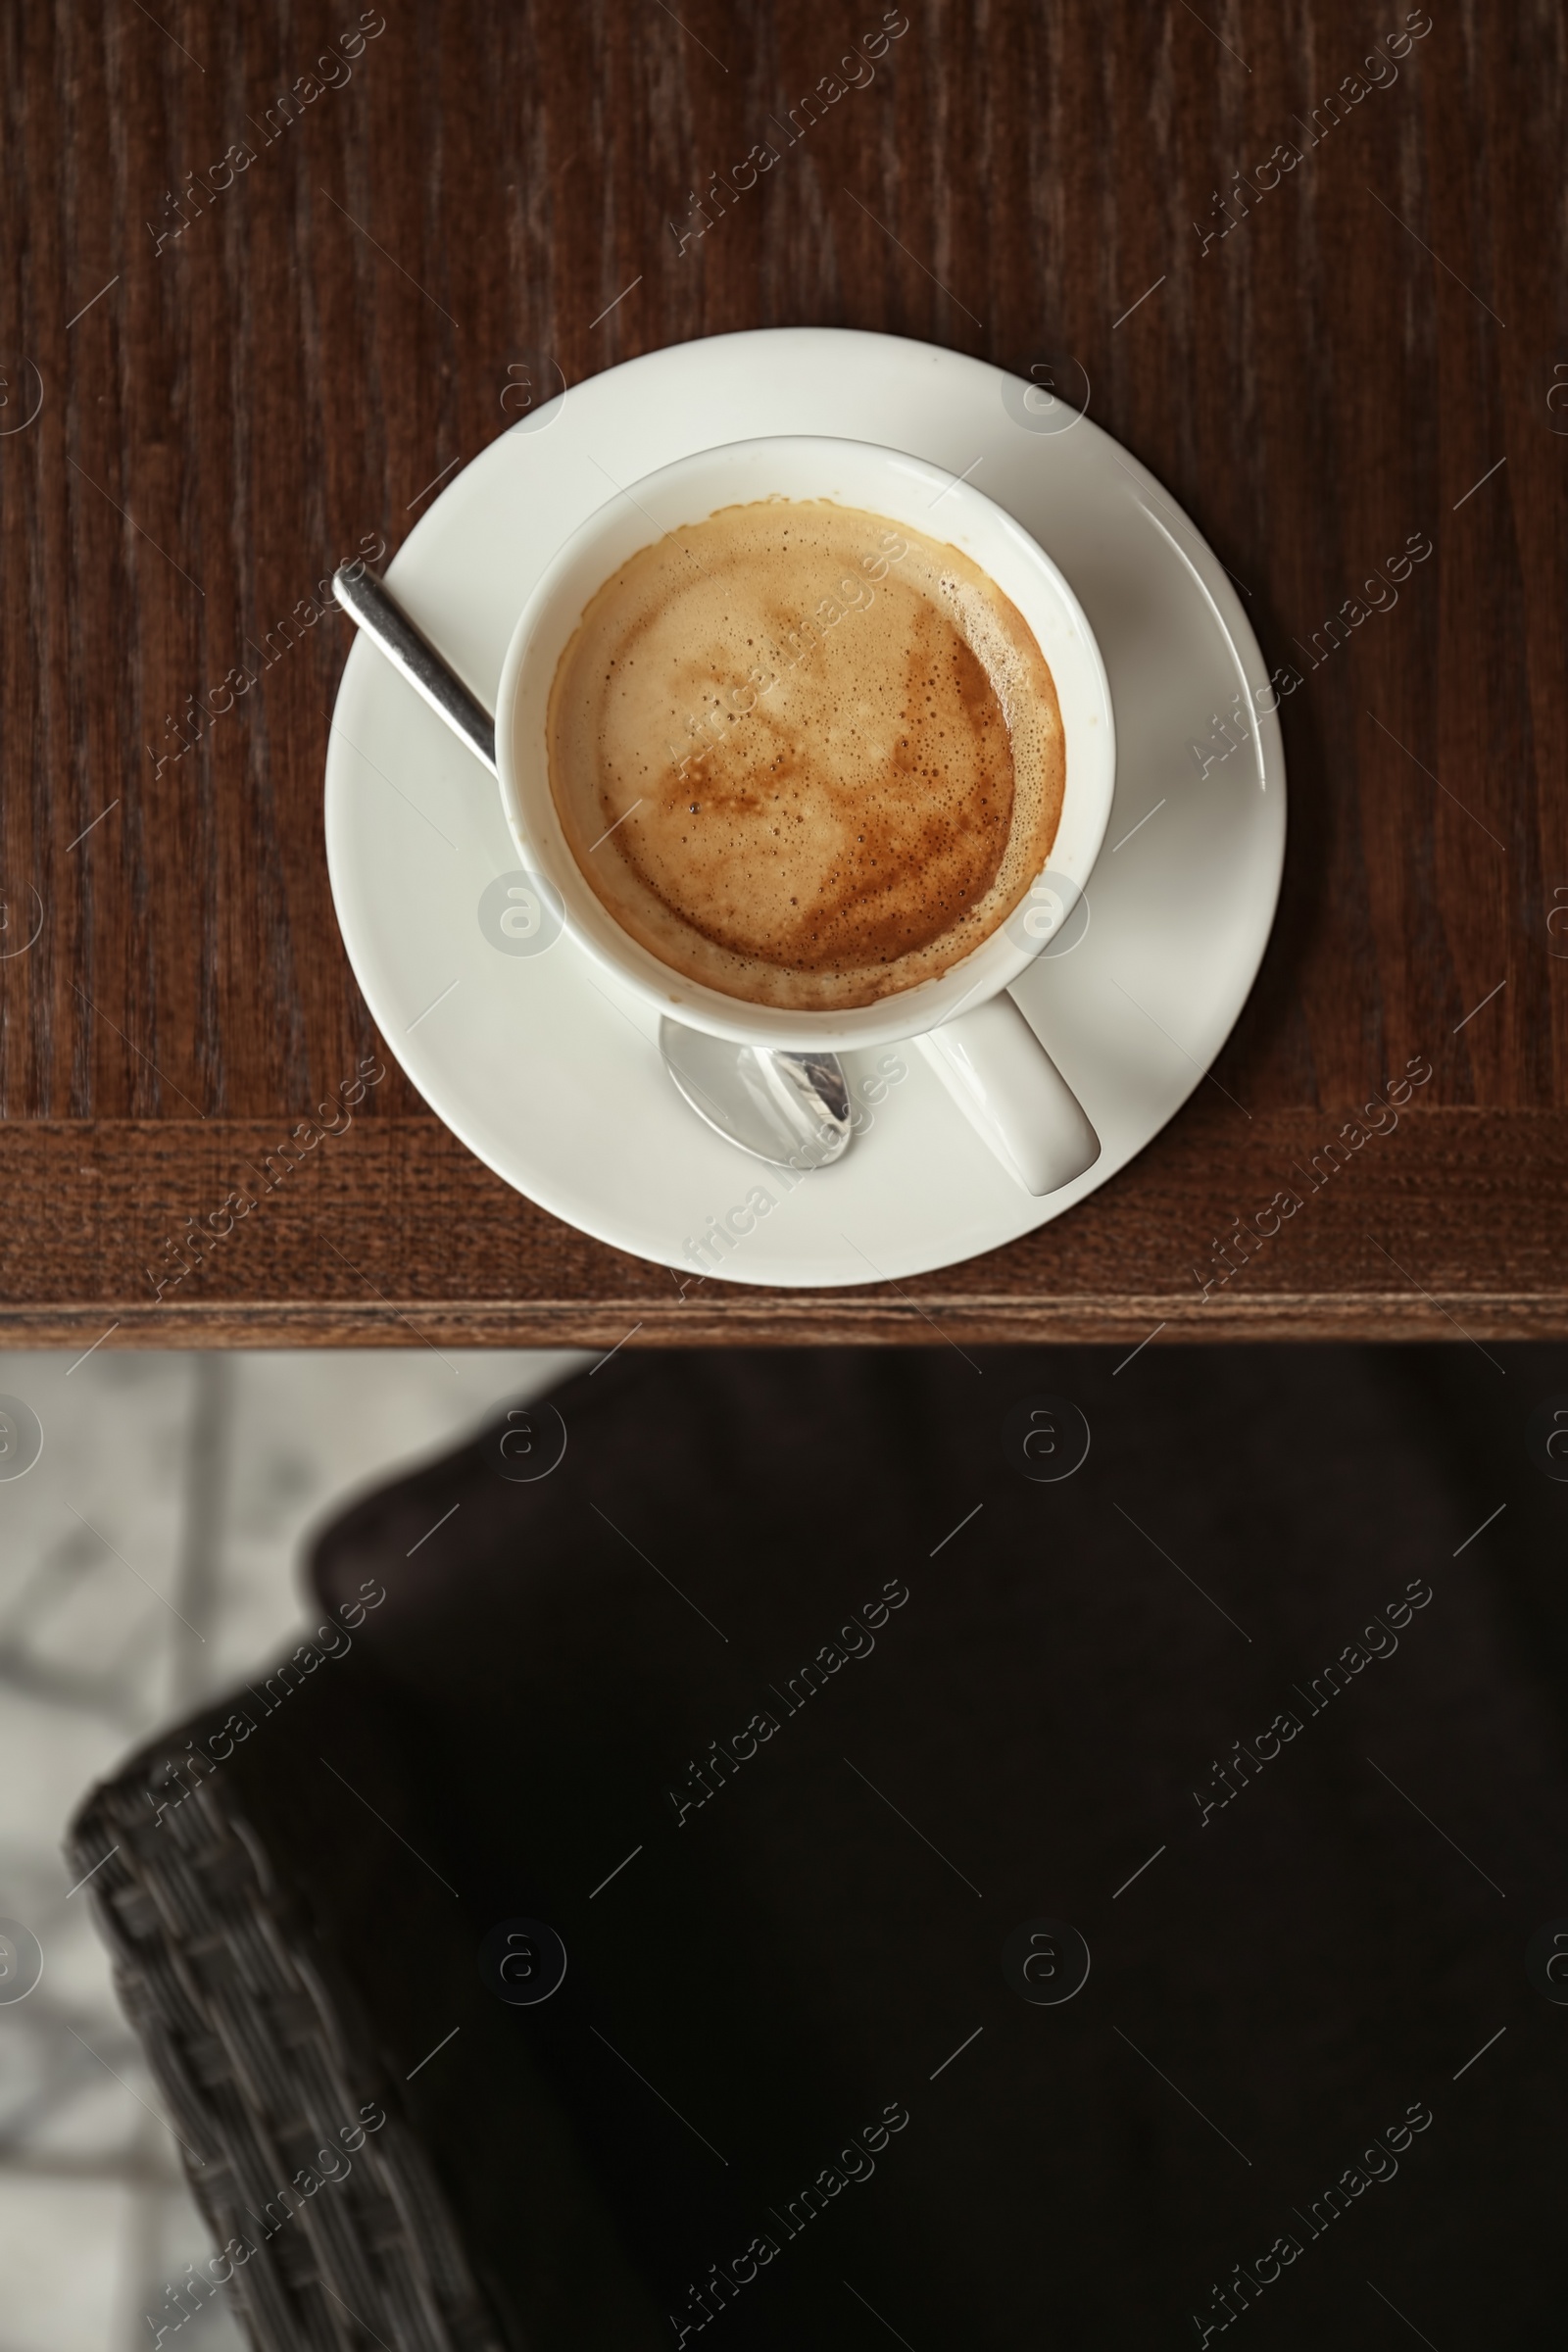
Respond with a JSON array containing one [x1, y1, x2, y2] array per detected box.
[[546, 499, 1065, 1012]]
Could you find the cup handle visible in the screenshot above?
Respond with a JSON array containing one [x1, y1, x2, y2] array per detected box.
[[913, 991, 1101, 1196]]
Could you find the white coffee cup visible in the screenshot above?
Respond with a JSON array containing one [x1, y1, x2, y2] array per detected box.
[[495, 435, 1115, 1194]]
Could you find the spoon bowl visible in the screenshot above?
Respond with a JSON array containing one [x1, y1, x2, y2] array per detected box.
[[659, 1020, 852, 1169]]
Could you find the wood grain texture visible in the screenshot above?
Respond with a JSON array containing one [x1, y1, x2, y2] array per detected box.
[[1, 0, 1563, 1345]]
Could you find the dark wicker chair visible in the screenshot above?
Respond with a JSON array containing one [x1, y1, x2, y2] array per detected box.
[[69, 1346, 1568, 2349], [73, 1754, 502, 2352]]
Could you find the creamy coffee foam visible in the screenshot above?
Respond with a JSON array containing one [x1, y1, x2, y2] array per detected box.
[[545, 499, 1066, 1010]]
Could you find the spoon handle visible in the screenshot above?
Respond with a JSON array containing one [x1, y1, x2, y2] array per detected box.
[[332, 564, 497, 775]]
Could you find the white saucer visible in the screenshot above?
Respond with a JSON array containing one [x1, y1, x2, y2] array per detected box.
[[324, 328, 1285, 1289]]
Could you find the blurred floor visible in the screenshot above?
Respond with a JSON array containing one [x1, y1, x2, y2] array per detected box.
[[0, 1348, 586, 2352]]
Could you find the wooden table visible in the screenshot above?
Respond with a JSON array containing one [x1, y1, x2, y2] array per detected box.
[[3, 1, 1562, 1349]]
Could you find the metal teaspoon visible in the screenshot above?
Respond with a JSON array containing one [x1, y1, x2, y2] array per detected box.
[[332, 564, 853, 1171]]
